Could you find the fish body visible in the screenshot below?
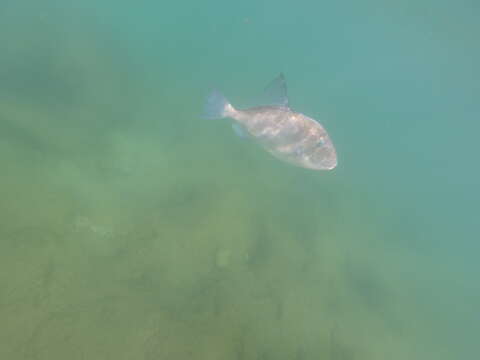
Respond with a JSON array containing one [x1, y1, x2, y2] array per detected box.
[[204, 74, 337, 170]]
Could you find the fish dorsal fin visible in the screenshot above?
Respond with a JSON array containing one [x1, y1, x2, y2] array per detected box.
[[263, 73, 289, 107]]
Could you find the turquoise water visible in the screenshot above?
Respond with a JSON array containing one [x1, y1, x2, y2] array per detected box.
[[0, 1, 478, 359]]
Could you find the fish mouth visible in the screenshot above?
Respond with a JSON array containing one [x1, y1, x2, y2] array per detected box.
[[322, 160, 337, 170], [306, 146, 337, 170], [310, 159, 337, 170], [324, 155, 338, 170]]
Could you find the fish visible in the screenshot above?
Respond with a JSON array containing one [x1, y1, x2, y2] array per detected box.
[[203, 74, 337, 170]]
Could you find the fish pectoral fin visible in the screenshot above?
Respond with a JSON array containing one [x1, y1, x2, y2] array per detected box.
[[263, 73, 289, 107]]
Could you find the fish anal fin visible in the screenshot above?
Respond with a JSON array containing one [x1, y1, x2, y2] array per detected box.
[[232, 122, 248, 138]]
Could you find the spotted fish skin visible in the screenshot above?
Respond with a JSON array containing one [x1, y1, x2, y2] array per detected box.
[[204, 74, 337, 170], [232, 106, 337, 170]]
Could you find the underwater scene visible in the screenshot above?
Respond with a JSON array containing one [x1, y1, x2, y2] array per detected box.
[[0, 1, 478, 359]]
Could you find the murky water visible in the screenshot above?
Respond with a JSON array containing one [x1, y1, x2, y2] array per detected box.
[[0, 1, 478, 359]]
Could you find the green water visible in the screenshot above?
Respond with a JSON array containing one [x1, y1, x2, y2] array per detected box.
[[1, 1, 478, 359]]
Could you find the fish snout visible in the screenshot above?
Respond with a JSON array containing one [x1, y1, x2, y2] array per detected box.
[[309, 143, 337, 170]]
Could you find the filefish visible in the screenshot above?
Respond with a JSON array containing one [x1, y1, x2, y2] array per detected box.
[[203, 74, 337, 170]]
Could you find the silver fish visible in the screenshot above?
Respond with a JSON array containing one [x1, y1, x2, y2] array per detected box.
[[203, 74, 337, 170]]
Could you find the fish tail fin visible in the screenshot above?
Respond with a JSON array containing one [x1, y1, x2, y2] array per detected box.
[[203, 90, 233, 119]]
